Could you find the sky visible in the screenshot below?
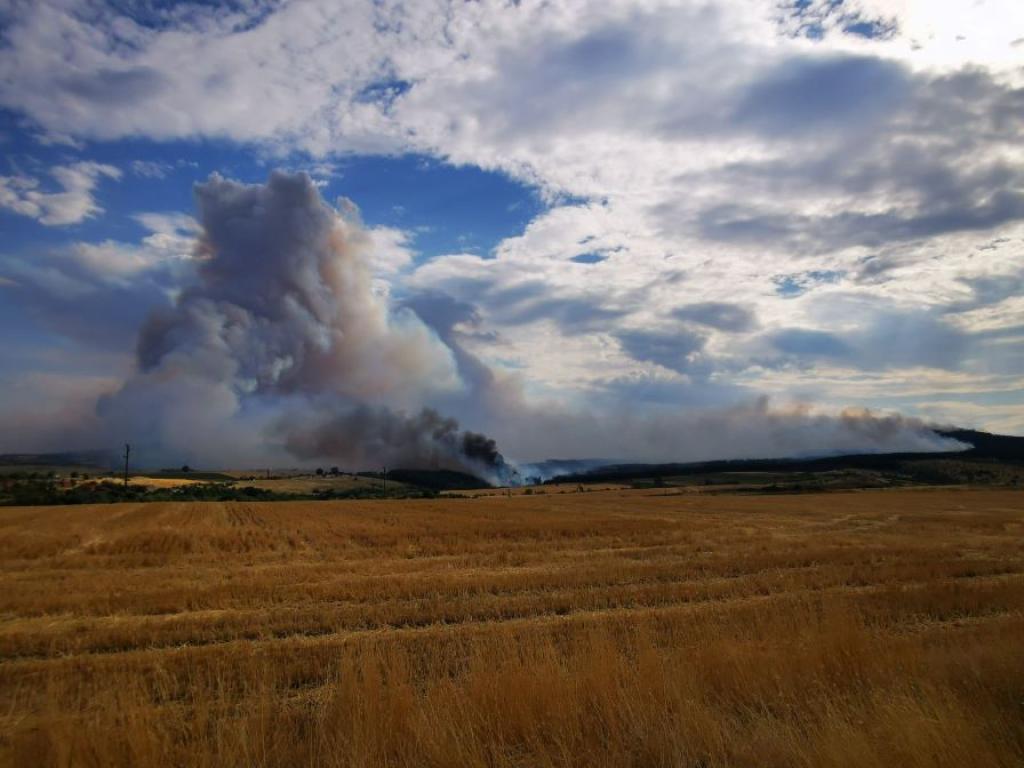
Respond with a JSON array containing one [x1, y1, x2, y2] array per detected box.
[[0, 0, 1022, 471]]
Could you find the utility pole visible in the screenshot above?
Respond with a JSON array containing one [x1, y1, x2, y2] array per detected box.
[[123, 443, 130, 489], [382, 466, 387, 497]]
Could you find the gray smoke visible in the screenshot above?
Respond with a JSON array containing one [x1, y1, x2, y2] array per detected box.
[[90, 170, 966, 477], [281, 405, 514, 483], [476, 397, 967, 472], [98, 171, 505, 472], [135, 171, 457, 400]]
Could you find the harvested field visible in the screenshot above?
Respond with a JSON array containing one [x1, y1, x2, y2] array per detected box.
[[127, 476, 208, 489], [232, 474, 395, 495], [0, 488, 1022, 767]]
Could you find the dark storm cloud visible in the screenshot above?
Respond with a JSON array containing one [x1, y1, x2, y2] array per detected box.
[[595, 369, 746, 407], [486, 280, 550, 307], [943, 269, 1024, 314], [508, 296, 626, 333], [447, 7, 722, 144], [770, 328, 851, 359], [670, 302, 757, 332], [734, 55, 910, 136], [696, 189, 1024, 253], [659, 62, 1024, 253], [485, 280, 627, 333], [614, 327, 707, 373], [764, 310, 971, 372]]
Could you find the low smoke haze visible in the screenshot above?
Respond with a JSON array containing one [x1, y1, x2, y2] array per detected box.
[[1, 1, 1021, 475]]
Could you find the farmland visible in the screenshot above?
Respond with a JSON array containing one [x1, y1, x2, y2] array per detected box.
[[0, 488, 1022, 767]]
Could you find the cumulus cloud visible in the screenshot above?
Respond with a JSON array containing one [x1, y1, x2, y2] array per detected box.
[[0, 210, 200, 351], [671, 302, 757, 332], [365, 225, 417, 276], [0, 0, 415, 152], [0, 161, 120, 225], [1, 0, 1021, 460], [615, 327, 707, 374]]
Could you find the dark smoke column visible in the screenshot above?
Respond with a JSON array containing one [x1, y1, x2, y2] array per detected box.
[[281, 406, 517, 485]]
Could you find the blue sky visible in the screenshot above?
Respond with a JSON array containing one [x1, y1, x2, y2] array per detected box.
[[0, 107, 544, 260], [0, 0, 1022, 467]]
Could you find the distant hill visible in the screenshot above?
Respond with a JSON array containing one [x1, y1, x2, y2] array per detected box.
[[360, 468, 492, 491], [0, 450, 115, 469], [547, 428, 1024, 487], [933, 429, 1024, 461], [516, 458, 615, 483], [6, 428, 1021, 492]]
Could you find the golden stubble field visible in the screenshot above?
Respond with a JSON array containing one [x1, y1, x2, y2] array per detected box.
[[0, 488, 1022, 768]]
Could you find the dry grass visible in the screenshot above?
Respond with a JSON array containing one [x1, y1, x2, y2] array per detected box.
[[0, 488, 1022, 767], [445, 481, 631, 497], [234, 474, 393, 494], [127, 476, 208, 489]]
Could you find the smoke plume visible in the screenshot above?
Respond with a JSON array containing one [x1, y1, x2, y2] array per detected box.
[[88, 171, 964, 479], [98, 171, 506, 472], [481, 398, 966, 476], [281, 405, 514, 483], [135, 171, 456, 401]]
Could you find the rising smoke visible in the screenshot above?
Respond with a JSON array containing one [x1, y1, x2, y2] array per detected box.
[[475, 398, 966, 481], [281, 405, 514, 484], [136, 171, 457, 400], [97, 170, 508, 474], [89, 171, 964, 479]]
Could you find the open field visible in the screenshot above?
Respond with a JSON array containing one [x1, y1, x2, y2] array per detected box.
[[0, 467, 420, 506], [127, 476, 209, 489], [0, 489, 1022, 767], [0, 469, 394, 494], [0, 465, 102, 477], [445, 481, 633, 496], [231, 473, 397, 495]]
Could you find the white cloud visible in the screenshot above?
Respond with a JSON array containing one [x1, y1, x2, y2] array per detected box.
[[130, 160, 171, 178], [367, 225, 416, 276], [0, 161, 121, 225], [1, 209, 197, 311], [807, 0, 1024, 73], [53, 212, 198, 279], [1, 0, 1022, 436]]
